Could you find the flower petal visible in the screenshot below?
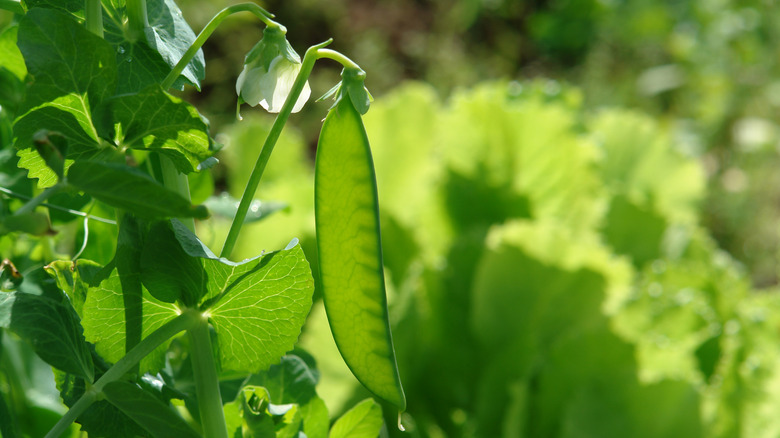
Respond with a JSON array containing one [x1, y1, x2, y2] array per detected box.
[[238, 66, 269, 107], [291, 81, 311, 113]]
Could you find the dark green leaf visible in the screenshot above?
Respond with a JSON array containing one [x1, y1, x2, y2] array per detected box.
[[23, 0, 84, 16], [0, 67, 25, 114], [0, 211, 54, 236], [144, 0, 205, 90], [14, 8, 117, 186], [102, 0, 205, 92], [140, 220, 206, 305], [46, 190, 91, 223], [245, 355, 329, 438], [0, 383, 21, 438], [16, 8, 116, 111], [0, 291, 94, 380], [56, 370, 153, 438], [0, 105, 14, 149], [67, 160, 209, 219], [95, 86, 212, 173], [102, 381, 201, 438], [116, 214, 145, 358], [246, 355, 318, 405], [14, 104, 106, 187], [0, 0, 24, 15], [204, 193, 288, 223]]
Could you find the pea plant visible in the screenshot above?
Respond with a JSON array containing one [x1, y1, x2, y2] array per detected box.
[[0, 0, 405, 437]]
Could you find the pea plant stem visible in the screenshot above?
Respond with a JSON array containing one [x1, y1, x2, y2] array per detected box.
[[220, 40, 332, 258], [84, 0, 104, 37], [188, 318, 229, 438], [160, 2, 275, 91], [316, 48, 362, 70], [44, 310, 201, 438], [125, 0, 148, 41], [159, 155, 196, 232]]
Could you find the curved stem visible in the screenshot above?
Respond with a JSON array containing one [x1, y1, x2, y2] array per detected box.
[[45, 310, 201, 438], [220, 39, 332, 258], [316, 48, 362, 71], [161, 3, 276, 91]]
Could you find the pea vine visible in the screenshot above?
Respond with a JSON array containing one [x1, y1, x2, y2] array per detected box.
[[0, 1, 405, 437]]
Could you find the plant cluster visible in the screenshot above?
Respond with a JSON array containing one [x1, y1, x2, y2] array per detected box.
[[0, 0, 405, 437], [277, 81, 780, 438]]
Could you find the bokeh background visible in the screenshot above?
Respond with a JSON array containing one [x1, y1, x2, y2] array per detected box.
[[5, 0, 780, 437]]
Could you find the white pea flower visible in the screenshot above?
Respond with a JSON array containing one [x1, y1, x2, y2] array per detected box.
[[236, 25, 311, 113]]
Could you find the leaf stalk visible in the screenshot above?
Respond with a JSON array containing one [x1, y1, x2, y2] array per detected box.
[[44, 310, 201, 438], [125, 0, 148, 41], [161, 2, 276, 91], [188, 317, 229, 438], [84, 0, 104, 37]]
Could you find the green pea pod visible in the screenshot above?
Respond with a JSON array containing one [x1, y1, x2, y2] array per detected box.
[[315, 95, 406, 411]]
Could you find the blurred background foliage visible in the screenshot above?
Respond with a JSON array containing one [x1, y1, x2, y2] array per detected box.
[[4, 0, 780, 437], [166, 0, 780, 288]]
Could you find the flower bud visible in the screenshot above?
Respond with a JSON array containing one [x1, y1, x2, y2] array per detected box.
[[236, 26, 311, 113], [318, 67, 373, 115]]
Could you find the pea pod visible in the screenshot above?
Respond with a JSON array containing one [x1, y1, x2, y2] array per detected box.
[[314, 89, 406, 411]]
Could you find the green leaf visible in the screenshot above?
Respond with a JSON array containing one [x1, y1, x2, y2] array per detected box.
[[82, 266, 180, 373], [204, 193, 288, 223], [102, 381, 201, 438], [115, 213, 146, 361], [0, 211, 54, 236], [247, 355, 318, 406], [0, 0, 23, 14], [591, 110, 705, 224], [67, 160, 209, 219], [44, 259, 103, 317], [14, 8, 117, 187], [0, 384, 21, 438], [600, 195, 667, 267], [245, 355, 329, 438], [95, 86, 212, 173], [16, 8, 116, 111], [32, 129, 67, 179], [23, 0, 84, 16], [140, 220, 206, 305], [102, 0, 205, 92], [188, 234, 314, 373], [144, 0, 205, 90], [0, 291, 94, 380], [328, 398, 383, 438], [56, 370, 153, 438], [0, 26, 26, 82], [0, 67, 25, 115], [315, 97, 406, 410]]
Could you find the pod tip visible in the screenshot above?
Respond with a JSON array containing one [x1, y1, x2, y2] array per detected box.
[[397, 412, 406, 432]]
